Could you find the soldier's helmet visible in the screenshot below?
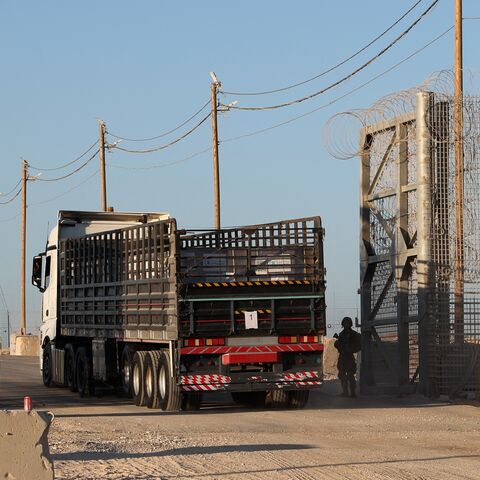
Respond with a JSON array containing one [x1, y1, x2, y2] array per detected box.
[[341, 316, 353, 327]]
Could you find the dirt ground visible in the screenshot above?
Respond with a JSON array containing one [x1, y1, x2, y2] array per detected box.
[[2, 356, 480, 479]]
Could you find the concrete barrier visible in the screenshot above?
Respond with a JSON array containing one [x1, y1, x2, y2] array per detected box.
[[9, 332, 18, 355], [12, 335, 40, 357], [323, 337, 339, 378], [0, 410, 54, 480]]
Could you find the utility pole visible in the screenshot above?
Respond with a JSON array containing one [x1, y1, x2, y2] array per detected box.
[[210, 72, 221, 229], [454, 0, 464, 342], [20, 159, 27, 336], [98, 119, 107, 212]]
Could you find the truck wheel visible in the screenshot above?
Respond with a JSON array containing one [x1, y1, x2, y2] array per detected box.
[[64, 344, 77, 392], [231, 392, 266, 407], [144, 351, 161, 409], [132, 351, 148, 406], [42, 343, 53, 387], [157, 351, 182, 412], [181, 393, 202, 411], [289, 390, 310, 409], [76, 347, 93, 398], [266, 389, 290, 409], [120, 345, 134, 398]]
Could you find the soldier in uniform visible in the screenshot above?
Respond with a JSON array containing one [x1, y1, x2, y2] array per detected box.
[[334, 317, 361, 397]]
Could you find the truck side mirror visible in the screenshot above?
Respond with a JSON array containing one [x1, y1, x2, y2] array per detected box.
[[32, 254, 44, 292]]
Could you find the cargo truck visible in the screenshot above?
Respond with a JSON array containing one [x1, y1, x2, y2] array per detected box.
[[32, 211, 326, 411]]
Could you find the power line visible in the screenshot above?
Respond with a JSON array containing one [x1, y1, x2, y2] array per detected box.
[[106, 99, 211, 142], [35, 149, 100, 182], [0, 212, 21, 223], [0, 187, 21, 205], [222, 0, 425, 96], [0, 179, 22, 197], [107, 146, 211, 171], [222, 0, 439, 111], [28, 139, 99, 172], [111, 113, 211, 154], [220, 26, 453, 144], [30, 169, 99, 206]]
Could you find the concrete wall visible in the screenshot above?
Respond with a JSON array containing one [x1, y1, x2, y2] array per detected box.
[[0, 410, 54, 480], [10, 334, 40, 356]]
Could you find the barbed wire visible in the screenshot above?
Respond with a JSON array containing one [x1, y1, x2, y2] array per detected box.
[[323, 68, 456, 161]]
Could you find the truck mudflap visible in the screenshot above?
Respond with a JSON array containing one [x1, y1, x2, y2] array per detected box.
[[179, 371, 323, 392]]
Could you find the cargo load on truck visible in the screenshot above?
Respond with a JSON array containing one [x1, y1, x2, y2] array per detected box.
[[33, 211, 326, 411]]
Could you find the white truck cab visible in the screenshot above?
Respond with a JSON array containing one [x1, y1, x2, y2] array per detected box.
[[32, 210, 170, 372]]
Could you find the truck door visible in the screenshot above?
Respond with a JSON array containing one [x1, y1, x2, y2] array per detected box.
[[42, 250, 57, 322]]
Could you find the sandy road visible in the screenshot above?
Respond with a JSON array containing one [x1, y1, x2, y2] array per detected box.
[[1, 355, 480, 479]]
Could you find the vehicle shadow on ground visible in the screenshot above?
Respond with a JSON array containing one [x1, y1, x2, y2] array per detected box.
[[51, 443, 313, 461], [54, 386, 451, 419], [154, 454, 480, 479]]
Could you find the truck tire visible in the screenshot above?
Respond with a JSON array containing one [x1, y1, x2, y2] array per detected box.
[[120, 345, 134, 398], [144, 351, 161, 409], [231, 392, 266, 407], [132, 351, 148, 406], [42, 343, 53, 387], [64, 344, 77, 392], [181, 393, 202, 411], [76, 347, 93, 397], [266, 389, 290, 409], [289, 390, 310, 409], [157, 350, 182, 412]]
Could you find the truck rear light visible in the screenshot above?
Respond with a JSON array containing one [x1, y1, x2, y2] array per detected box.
[[300, 335, 319, 343], [184, 338, 204, 347], [278, 336, 298, 344], [205, 337, 225, 346]]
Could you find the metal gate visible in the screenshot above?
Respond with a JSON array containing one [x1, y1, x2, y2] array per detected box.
[[360, 92, 480, 397]]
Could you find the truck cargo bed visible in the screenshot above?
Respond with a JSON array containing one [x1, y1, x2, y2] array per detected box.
[[58, 217, 325, 341]]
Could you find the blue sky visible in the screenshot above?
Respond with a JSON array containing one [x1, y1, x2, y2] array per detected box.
[[0, 1, 478, 340]]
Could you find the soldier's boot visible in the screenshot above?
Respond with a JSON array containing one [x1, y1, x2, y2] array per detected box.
[[340, 377, 349, 397], [349, 378, 357, 398]]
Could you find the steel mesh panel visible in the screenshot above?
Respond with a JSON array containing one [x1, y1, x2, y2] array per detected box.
[[370, 324, 399, 385], [408, 322, 419, 382], [427, 95, 480, 396]]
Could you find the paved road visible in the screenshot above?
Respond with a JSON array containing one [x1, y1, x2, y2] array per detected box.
[[2, 355, 480, 479]]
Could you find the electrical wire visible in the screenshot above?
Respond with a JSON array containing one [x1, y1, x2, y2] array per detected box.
[[35, 149, 100, 182], [106, 23, 450, 171], [29, 169, 99, 207], [0, 212, 21, 223], [111, 113, 211, 154], [222, 0, 424, 96], [107, 146, 211, 171], [28, 139, 99, 172], [0, 188, 21, 205], [0, 179, 22, 197], [106, 99, 211, 142], [220, 26, 453, 144], [222, 0, 439, 111]]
